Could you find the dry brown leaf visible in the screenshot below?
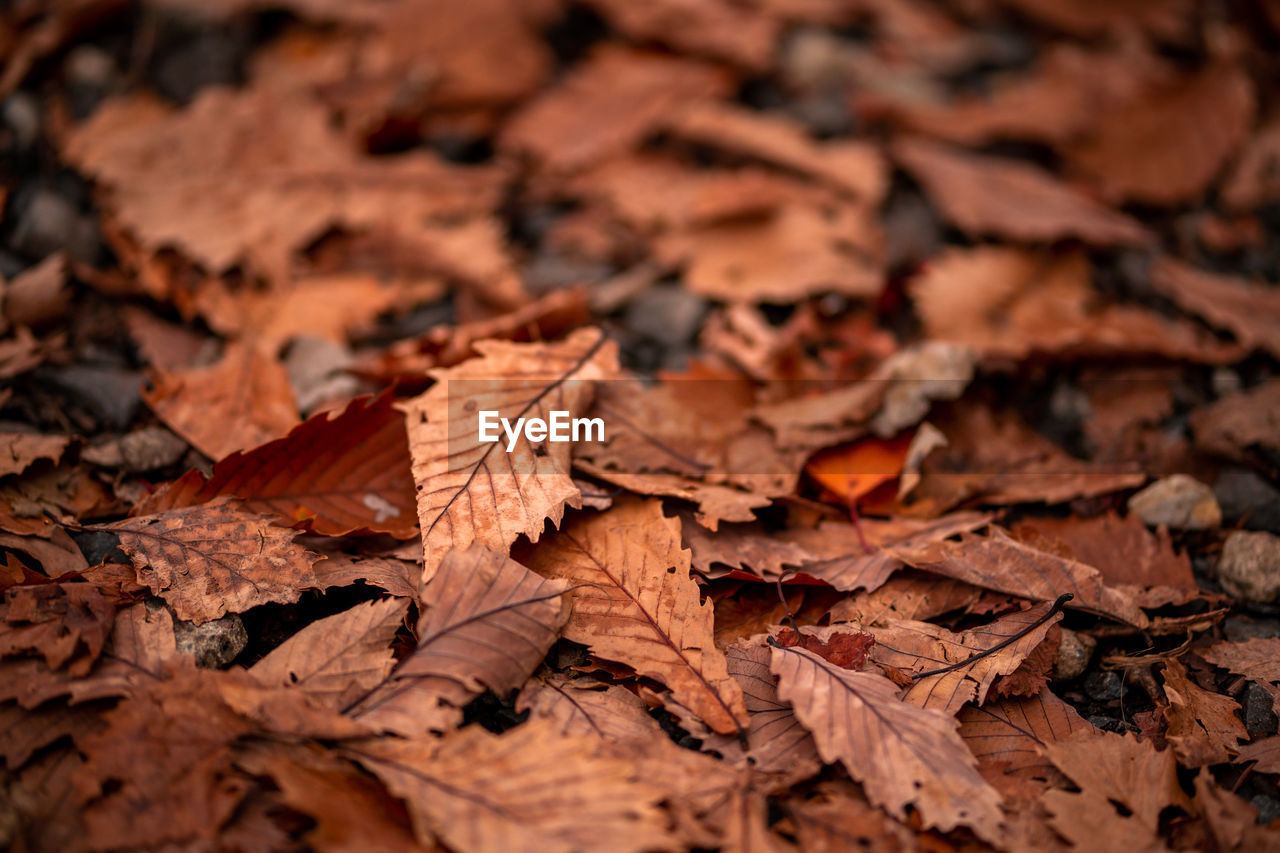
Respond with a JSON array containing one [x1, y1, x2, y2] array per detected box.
[[0, 582, 114, 674], [250, 597, 408, 709], [770, 641, 1004, 840], [1161, 658, 1246, 767], [312, 554, 419, 599], [107, 502, 320, 624], [64, 87, 503, 277], [139, 391, 417, 538], [893, 136, 1150, 245], [0, 433, 69, 478], [957, 688, 1093, 778], [401, 327, 616, 585], [574, 460, 772, 530], [722, 788, 796, 853], [582, 0, 782, 70], [0, 698, 108, 769], [350, 719, 674, 853], [868, 600, 1063, 714], [1189, 380, 1280, 463], [656, 203, 882, 303], [237, 743, 425, 853], [1235, 736, 1280, 774], [1149, 257, 1280, 359], [524, 497, 748, 734], [1067, 64, 1254, 206], [833, 572, 983, 625], [1222, 116, 1280, 210], [784, 781, 918, 853], [665, 101, 888, 202], [144, 340, 300, 461], [1043, 729, 1190, 849], [1201, 638, 1280, 715], [888, 527, 1148, 626], [354, 544, 567, 736], [701, 641, 822, 787], [910, 247, 1239, 362], [1192, 768, 1280, 852], [999, 0, 1192, 39], [500, 44, 730, 172], [517, 672, 668, 745]]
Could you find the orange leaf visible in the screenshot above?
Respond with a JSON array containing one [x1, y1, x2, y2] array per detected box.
[[804, 432, 914, 504]]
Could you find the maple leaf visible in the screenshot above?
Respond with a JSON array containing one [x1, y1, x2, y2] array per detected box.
[[143, 340, 300, 461], [770, 641, 1005, 841], [350, 720, 674, 853], [140, 391, 418, 538], [250, 597, 409, 709], [400, 327, 617, 584], [524, 497, 748, 735], [106, 502, 321, 624], [353, 544, 568, 735]]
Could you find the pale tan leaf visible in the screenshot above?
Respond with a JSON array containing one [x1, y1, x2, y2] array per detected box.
[[401, 327, 617, 584], [354, 544, 567, 735], [701, 642, 822, 787], [351, 720, 674, 853], [250, 598, 408, 709], [770, 642, 1004, 841], [107, 502, 321, 624], [143, 341, 300, 461], [888, 527, 1148, 626], [957, 689, 1093, 777], [524, 497, 748, 734], [516, 672, 667, 745]]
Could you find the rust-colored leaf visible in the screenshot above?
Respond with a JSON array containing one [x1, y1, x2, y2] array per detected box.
[[143, 341, 300, 461], [401, 327, 617, 585], [351, 720, 674, 853], [250, 597, 408, 709], [107, 502, 321, 624], [354, 544, 567, 735], [524, 497, 748, 735], [957, 689, 1094, 777], [140, 391, 417, 537], [770, 642, 1004, 841]]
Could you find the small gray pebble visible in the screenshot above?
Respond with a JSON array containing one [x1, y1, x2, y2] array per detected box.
[[174, 613, 248, 669], [1084, 670, 1125, 703]]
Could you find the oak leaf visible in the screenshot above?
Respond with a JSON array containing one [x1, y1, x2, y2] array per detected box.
[[140, 391, 417, 538], [351, 720, 674, 853], [107, 502, 321, 624], [400, 327, 617, 585], [354, 544, 567, 735], [250, 598, 408, 709], [524, 497, 749, 734], [143, 341, 300, 461], [770, 641, 1004, 840]]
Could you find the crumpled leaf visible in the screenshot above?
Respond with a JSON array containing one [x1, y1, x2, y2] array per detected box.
[[1161, 658, 1246, 767], [350, 719, 674, 853], [401, 327, 617, 585], [354, 544, 567, 735], [107, 502, 321, 624], [250, 597, 408, 709], [770, 641, 1004, 841], [524, 497, 748, 735], [1, 432, 70, 478], [139, 390, 418, 538]]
